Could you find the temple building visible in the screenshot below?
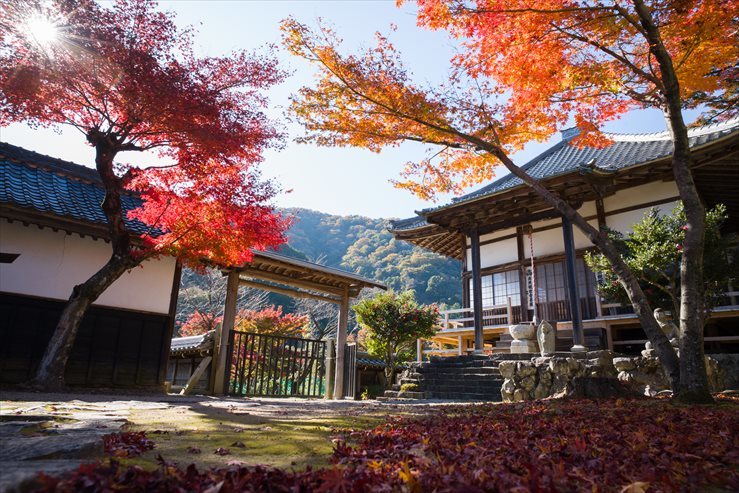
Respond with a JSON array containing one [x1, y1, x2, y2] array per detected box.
[[390, 119, 739, 357]]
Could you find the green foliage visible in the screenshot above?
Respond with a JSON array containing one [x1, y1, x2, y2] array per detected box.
[[585, 203, 737, 320], [354, 291, 438, 381], [399, 383, 419, 393], [284, 208, 462, 306]]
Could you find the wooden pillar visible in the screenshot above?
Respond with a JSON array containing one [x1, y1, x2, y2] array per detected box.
[[516, 227, 530, 322], [461, 236, 469, 309], [562, 217, 586, 352], [324, 338, 335, 400], [595, 196, 607, 231], [213, 270, 240, 395], [416, 339, 422, 362], [470, 229, 484, 353], [333, 285, 350, 399]]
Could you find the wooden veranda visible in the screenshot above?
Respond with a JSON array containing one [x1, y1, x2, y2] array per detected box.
[[211, 250, 385, 399]]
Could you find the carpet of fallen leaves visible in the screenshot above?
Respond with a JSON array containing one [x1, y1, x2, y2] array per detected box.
[[102, 432, 155, 458], [36, 398, 737, 492]]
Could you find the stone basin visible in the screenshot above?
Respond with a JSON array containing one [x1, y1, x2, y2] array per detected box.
[[509, 323, 536, 340]]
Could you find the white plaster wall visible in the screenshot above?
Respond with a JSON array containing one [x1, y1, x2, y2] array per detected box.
[[528, 227, 563, 259], [603, 181, 678, 211], [607, 201, 679, 234], [0, 219, 176, 314], [479, 237, 518, 268], [479, 227, 517, 244], [573, 219, 599, 249], [578, 200, 597, 218]]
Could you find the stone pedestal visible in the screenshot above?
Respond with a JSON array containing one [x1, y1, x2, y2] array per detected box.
[[510, 339, 538, 353], [509, 323, 538, 354], [570, 344, 588, 353]]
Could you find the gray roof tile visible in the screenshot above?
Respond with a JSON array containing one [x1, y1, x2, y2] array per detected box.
[[0, 142, 150, 235], [392, 119, 739, 232]]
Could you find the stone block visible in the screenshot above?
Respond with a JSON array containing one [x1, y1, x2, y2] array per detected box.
[[533, 381, 551, 400], [498, 361, 516, 379], [510, 339, 537, 354], [513, 388, 528, 402], [566, 357, 584, 377], [549, 357, 569, 376], [586, 350, 613, 360], [520, 376, 536, 391], [532, 357, 551, 366], [617, 370, 633, 383], [613, 357, 636, 372], [516, 361, 537, 378]]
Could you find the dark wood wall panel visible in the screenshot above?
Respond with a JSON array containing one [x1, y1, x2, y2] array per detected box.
[[0, 292, 170, 388]]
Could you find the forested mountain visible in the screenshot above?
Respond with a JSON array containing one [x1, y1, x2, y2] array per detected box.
[[177, 209, 461, 327], [282, 208, 461, 307]]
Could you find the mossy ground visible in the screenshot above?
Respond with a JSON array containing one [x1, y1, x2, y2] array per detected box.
[[121, 404, 386, 471], [0, 392, 453, 475]]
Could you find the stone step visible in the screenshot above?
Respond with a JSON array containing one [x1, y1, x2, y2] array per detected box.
[[418, 361, 499, 370], [400, 378, 422, 385], [424, 385, 502, 394], [423, 376, 503, 384], [377, 396, 427, 403], [397, 391, 425, 399], [425, 392, 501, 401], [429, 354, 489, 363], [422, 368, 501, 376]]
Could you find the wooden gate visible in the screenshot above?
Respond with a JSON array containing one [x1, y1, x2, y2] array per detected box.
[[224, 331, 326, 397]]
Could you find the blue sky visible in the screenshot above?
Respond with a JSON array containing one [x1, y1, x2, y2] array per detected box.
[[1, 0, 697, 219]]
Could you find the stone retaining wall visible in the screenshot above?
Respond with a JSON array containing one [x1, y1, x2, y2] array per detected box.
[[500, 351, 739, 402]]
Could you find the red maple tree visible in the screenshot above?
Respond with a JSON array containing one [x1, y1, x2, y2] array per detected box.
[[178, 306, 307, 338], [0, 0, 289, 389]]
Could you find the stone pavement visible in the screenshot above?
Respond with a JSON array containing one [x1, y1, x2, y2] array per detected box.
[[0, 397, 172, 492], [0, 391, 463, 492]]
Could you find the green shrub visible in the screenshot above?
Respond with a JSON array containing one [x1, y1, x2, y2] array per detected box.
[[400, 383, 420, 393]]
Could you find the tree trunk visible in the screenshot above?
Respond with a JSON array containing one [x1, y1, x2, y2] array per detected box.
[[30, 254, 138, 390], [30, 133, 142, 391], [632, 0, 712, 403]]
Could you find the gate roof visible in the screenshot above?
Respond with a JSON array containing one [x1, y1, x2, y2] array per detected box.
[[228, 250, 386, 303]]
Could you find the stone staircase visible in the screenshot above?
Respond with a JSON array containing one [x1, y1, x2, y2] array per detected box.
[[378, 354, 504, 402]]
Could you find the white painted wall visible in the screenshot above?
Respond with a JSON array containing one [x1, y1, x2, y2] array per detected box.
[[0, 219, 176, 314], [479, 226, 517, 244], [603, 181, 678, 211], [480, 236, 518, 267]]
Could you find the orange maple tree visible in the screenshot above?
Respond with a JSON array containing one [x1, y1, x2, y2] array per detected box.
[[0, 0, 288, 389], [282, 0, 737, 402]]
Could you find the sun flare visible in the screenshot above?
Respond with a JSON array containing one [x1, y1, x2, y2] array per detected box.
[[27, 14, 59, 46]]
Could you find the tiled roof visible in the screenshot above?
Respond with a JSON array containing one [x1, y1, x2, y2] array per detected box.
[[170, 331, 215, 355], [356, 351, 388, 369], [0, 142, 149, 235], [391, 118, 739, 232]]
